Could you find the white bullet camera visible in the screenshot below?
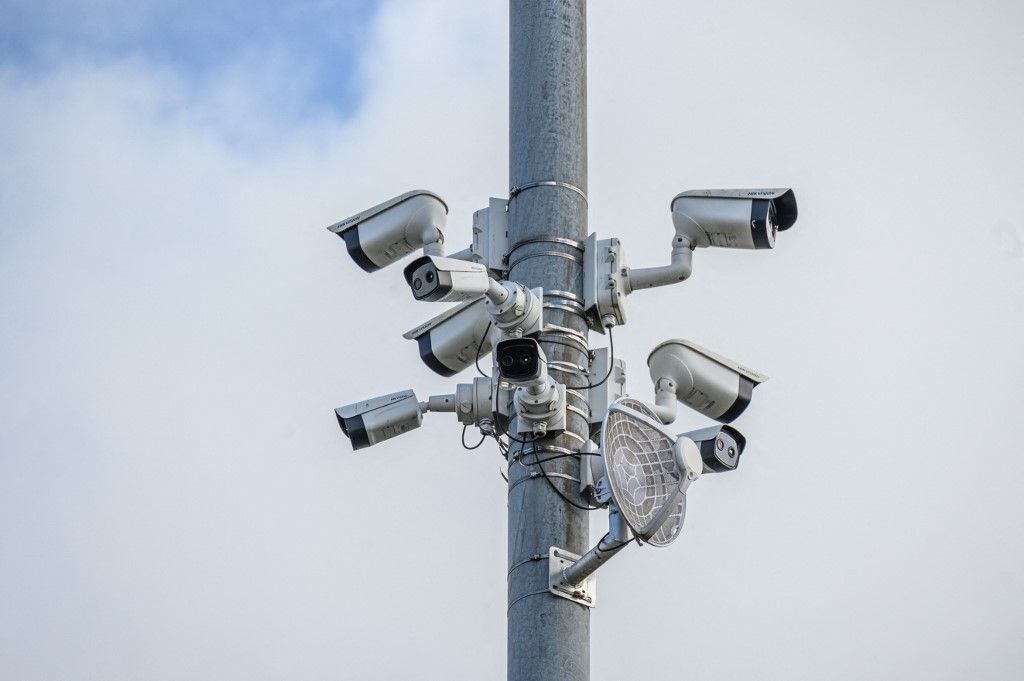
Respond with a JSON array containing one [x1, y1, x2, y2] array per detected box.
[[404, 255, 498, 303], [402, 297, 494, 377], [336, 380, 495, 450], [679, 424, 747, 472], [671, 188, 797, 250], [647, 339, 768, 424], [327, 190, 448, 272], [335, 390, 424, 450]]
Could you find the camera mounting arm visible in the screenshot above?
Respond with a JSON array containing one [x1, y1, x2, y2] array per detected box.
[[623, 234, 694, 294]]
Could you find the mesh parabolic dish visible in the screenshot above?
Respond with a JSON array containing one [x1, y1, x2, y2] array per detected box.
[[601, 397, 687, 547]]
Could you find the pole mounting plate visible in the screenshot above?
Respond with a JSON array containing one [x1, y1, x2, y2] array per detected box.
[[548, 547, 597, 608]]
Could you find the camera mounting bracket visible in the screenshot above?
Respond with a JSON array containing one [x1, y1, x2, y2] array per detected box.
[[548, 546, 598, 608]]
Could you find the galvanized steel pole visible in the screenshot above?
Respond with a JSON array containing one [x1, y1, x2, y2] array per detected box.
[[507, 2, 590, 680]]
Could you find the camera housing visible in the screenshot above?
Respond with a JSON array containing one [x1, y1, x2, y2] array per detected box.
[[647, 339, 768, 423], [494, 338, 566, 437], [495, 338, 544, 383], [327, 190, 448, 272], [404, 255, 495, 303], [402, 297, 494, 377], [671, 188, 797, 250], [679, 424, 747, 472], [335, 390, 423, 450]]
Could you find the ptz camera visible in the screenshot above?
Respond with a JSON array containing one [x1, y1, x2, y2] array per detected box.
[[327, 190, 448, 272], [647, 339, 768, 424], [671, 188, 797, 250]]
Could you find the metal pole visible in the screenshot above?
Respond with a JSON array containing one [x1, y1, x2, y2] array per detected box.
[[507, 2, 590, 680]]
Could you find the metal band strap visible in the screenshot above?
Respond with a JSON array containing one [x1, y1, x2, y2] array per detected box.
[[507, 236, 585, 259], [508, 180, 588, 204], [544, 289, 586, 305], [508, 250, 583, 272], [566, 404, 590, 421], [507, 470, 581, 494]]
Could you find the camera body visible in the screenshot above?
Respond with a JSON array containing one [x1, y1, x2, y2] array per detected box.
[[648, 339, 768, 423], [335, 390, 423, 450], [495, 337, 545, 382], [494, 337, 566, 437], [327, 190, 448, 272], [679, 424, 747, 472], [402, 297, 494, 377], [671, 188, 797, 250], [404, 255, 493, 303]]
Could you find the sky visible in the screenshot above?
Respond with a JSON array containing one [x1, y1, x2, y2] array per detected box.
[[1, 1, 1023, 680]]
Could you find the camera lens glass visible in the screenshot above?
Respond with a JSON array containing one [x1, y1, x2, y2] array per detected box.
[[425, 270, 435, 283], [519, 354, 531, 366], [413, 278, 422, 290], [500, 354, 514, 369]]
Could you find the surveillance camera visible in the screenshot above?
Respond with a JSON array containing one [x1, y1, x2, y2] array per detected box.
[[335, 390, 423, 450], [495, 337, 545, 383], [671, 188, 797, 250], [326, 190, 448, 272], [494, 338, 566, 437], [678, 425, 747, 472], [647, 339, 768, 423], [402, 297, 494, 377], [403, 255, 498, 303]]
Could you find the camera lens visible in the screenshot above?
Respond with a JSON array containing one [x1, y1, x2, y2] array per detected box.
[[425, 270, 435, 283], [413, 278, 422, 291], [519, 354, 531, 366], [500, 354, 514, 369]]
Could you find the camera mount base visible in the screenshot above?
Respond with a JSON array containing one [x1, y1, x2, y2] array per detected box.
[[548, 546, 598, 608]]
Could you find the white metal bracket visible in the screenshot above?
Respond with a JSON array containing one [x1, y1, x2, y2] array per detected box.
[[548, 546, 597, 608], [582, 234, 628, 332], [471, 198, 510, 277]]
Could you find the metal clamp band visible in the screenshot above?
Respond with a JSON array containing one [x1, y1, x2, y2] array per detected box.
[[508, 250, 583, 272], [508, 180, 588, 204], [548, 360, 587, 374], [559, 430, 587, 446], [508, 237, 585, 260], [544, 290, 586, 305], [538, 332, 589, 353], [544, 304, 587, 318], [564, 388, 591, 403], [566, 404, 590, 421], [509, 469, 581, 493], [542, 323, 588, 345]]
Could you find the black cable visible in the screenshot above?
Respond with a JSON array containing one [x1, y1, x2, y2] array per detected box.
[[493, 416, 537, 445], [536, 337, 587, 355], [461, 424, 487, 450], [563, 325, 615, 390], [596, 531, 638, 552], [474, 321, 493, 378], [534, 453, 603, 511]]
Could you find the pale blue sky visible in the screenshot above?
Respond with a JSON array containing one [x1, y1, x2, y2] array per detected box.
[[0, 0, 378, 117]]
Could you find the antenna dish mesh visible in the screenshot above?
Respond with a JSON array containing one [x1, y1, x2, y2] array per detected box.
[[601, 397, 686, 547]]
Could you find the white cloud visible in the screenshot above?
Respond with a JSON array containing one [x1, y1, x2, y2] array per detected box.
[[1, 1, 1023, 679]]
